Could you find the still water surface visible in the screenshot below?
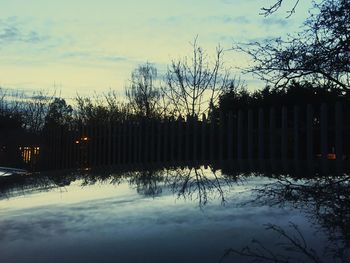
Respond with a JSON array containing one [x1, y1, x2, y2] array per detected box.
[[0, 166, 348, 262]]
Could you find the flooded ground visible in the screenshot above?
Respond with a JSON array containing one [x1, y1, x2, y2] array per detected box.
[[0, 166, 349, 263]]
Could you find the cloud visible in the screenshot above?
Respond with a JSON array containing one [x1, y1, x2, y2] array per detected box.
[[0, 17, 47, 44], [199, 15, 251, 25], [204, 15, 288, 28], [61, 51, 128, 64], [102, 56, 127, 62], [222, 15, 251, 24], [262, 17, 289, 27]]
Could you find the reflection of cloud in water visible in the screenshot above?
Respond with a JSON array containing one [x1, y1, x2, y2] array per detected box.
[[1, 193, 314, 263], [0, 167, 346, 263]]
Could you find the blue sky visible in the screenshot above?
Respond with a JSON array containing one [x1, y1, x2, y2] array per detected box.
[[0, 0, 313, 98]]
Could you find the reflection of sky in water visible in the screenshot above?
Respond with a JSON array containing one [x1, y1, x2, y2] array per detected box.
[[0, 169, 331, 263]]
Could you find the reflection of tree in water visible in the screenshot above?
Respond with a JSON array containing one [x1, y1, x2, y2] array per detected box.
[[3, 168, 349, 262], [164, 166, 237, 207], [224, 174, 350, 263], [0, 166, 239, 207], [115, 166, 238, 206], [254, 175, 350, 246], [223, 222, 324, 263], [0, 172, 72, 199], [127, 169, 164, 196]]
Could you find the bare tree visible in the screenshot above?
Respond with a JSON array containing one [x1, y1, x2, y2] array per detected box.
[[21, 91, 54, 133], [0, 87, 24, 129], [237, 0, 350, 92], [163, 37, 233, 119], [125, 62, 164, 119], [260, 0, 301, 17], [0, 89, 55, 133]]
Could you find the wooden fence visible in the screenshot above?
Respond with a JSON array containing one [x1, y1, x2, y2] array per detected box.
[[40, 102, 349, 173]]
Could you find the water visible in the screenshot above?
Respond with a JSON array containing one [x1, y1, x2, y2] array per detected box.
[[0, 166, 349, 263]]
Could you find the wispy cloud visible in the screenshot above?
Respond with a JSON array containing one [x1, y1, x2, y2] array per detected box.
[[61, 51, 128, 64], [225, 15, 251, 24], [262, 17, 289, 27], [0, 17, 48, 44]]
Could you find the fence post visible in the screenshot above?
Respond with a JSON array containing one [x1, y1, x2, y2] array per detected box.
[[111, 122, 116, 165], [170, 120, 175, 163], [293, 106, 299, 162], [177, 117, 183, 162], [219, 112, 225, 161], [142, 120, 147, 164], [157, 120, 161, 163], [117, 122, 122, 165], [123, 121, 127, 165], [133, 122, 138, 164], [335, 102, 343, 172], [149, 120, 154, 163], [248, 109, 253, 160], [320, 103, 328, 172], [74, 125, 79, 169], [227, 112, 233, 160], [307, 104, 314, 171], [80, 125, 85, 168], [71, 125, 77, 169], [138, 120, 142, 164], [58, 126, 63, 170], [269, 107, 276, 165], [102, 123, 107, 166], [52, 127, 57, 169], [321, 103, 328, 159], [281, 106, 288, 166], [107, 122, 112, 166], [193, 117, 198, 161], [61, 126, 67, 170], [258, 108, 264, 161], [237, 110, 243, 160], [186, 115, 191, 161], [91, 124, 96, 167], [97, 123, 102, 167], [46, 128, 53, 170], [201, 114, 207, 161], [163, 119, 169, 163], [81, 125, 87, 169], [86, 124, 90, 168], [210, 117, 216, 161], [62, 126, 68, 169], [129, 121, 134, 164]]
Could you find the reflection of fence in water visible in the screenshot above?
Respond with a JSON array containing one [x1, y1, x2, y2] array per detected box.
[[43, 102, 349, 172]]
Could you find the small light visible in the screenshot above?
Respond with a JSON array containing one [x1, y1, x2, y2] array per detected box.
[[75, 140, 80, 144], [327, 153, 336, 160], [82, 137, 89, 141]]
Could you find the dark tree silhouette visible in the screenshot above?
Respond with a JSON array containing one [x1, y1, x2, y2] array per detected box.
[[217, 81, 349, 115], [75, 92, 130, 125], [238, 0, 350, 91], [44, 98, 73, 129]]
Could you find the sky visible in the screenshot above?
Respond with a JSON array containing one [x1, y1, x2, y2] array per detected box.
[[0, 0, 313, 99]]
